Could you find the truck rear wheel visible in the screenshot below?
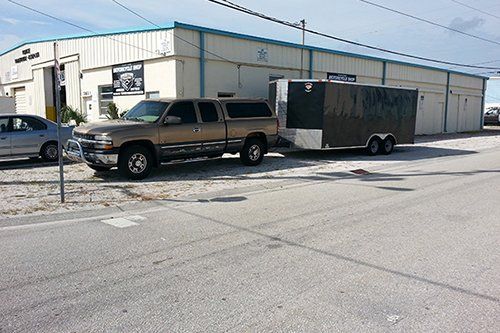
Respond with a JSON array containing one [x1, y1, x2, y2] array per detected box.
[[381, 137, 395, 155], [240, 138, 265, 166], [118, 145, 153, 180], [367, 137, 381, 156]]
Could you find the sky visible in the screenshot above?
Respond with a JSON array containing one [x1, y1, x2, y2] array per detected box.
[[1, 0, 500, 103]]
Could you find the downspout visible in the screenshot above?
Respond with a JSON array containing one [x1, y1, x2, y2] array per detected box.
[[309, 49, 314, 79], [382, 61, 387, 85], [480, 78, 486, 130], [444, 72, 450, 133], [199, 31, 205, 98]]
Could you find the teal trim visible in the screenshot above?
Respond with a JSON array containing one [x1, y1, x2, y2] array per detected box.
[[0, 20, 487, 80], [444, 72, 451, 132], [200, 31, 205, 98], [173, 22, 487, 80], [480, 78, 486, 130], [0, 23, 175, 56], [309, 49, 314, 79], [382, 61, 387, 85]]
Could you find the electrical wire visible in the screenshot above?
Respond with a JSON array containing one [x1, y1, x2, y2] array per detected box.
[[207, 0, 500, 71], [450, 0, 500, 20], [355, 0, 500, 46], [110, 0, 238, 65], [6, 0, 160, 56]]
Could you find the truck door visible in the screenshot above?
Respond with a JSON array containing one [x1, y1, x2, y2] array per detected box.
[[197, 101, 226, 155], [158, 101, 203, 159], [0, 117, 11, 157]]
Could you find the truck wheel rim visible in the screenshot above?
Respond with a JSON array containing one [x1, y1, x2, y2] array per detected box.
[[128, 153, 147, 174], [46, 145, 58, 159], [385, 140, 393, 152], [248, 145, 261, 161]]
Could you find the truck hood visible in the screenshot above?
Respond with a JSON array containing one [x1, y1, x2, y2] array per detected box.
[[74, 119, 155, 135]]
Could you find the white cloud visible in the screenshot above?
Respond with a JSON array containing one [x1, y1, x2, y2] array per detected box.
[[1, 17, 21, 25]]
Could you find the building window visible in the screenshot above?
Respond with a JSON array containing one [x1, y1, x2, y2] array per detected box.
[[218, 92, 235, 98], [146, 91, 160, 99], [98, 85, 114, 115], [269, 74, 284, 82]]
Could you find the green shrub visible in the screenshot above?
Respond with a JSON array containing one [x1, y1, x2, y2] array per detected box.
[[61, 105, 87, 125], [107, 102, 120, 119]]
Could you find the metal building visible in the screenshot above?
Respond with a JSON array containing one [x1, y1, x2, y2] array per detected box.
[[0, 21, 487, 134]]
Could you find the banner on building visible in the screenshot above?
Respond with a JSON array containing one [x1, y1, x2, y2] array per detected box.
[[327, 72, 357, 83], [112, 61, 145, 96]]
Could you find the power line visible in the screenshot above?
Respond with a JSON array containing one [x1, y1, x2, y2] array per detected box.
[[207, 0, 500, 70], [355, 0, 500, 46], [6, 0, 159, 56], [109, 0, 238, 65], [450, 0, 500, 20]]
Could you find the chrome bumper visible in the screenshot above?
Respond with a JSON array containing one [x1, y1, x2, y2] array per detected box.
[[66, 139, 118, 166]]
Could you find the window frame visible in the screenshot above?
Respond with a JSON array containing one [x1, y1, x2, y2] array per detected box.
[[197, 101, 222, 123], [11, 116, 47, 132], [224, 102, 273, 119], [98, 85, 114, 116], [166, 101, 200, 124]]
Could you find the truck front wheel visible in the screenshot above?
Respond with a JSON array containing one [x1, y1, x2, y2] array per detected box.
[[118, 145, 153, 180], [240, 138, 265, 166]]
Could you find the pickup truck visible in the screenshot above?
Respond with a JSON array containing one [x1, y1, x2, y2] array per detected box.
[[67, 98, 278, 179]]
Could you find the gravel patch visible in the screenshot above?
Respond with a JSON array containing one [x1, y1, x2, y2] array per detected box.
[[1, 127, 500, 219]]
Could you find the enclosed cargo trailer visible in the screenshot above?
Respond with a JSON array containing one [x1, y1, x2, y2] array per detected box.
[[269, 80, 418, 155]]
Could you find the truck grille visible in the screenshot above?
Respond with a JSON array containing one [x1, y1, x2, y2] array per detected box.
[[73, 132, 95, 141]]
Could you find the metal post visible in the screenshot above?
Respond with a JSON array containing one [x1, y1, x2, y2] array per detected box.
[[53, 41, 65, 203], [299, 19, 306, 79]]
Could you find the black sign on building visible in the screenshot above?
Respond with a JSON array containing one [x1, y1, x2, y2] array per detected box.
[[112, 61, 145, 96], [327, 72, 357, 83]]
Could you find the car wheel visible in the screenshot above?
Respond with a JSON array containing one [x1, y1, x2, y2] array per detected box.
[[118, 145, 153, 180], [41, 142, 58, 162], [381, 137, 395, 155], [89, 165, 112, 172], [366, 137, 381, 156], [240, 138, 265, 166]]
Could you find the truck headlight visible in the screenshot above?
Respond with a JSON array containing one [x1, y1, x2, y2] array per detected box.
[[94, 135, 112, 142]]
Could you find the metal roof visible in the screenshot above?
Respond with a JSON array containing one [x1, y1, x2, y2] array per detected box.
[[0, 21, 487, 80]]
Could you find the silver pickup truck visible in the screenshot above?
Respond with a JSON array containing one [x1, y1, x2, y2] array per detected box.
[[67, 98, 278, 179]]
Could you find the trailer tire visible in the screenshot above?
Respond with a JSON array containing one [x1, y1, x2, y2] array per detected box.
[[240, 138, 265, 166], [118, 145, 153, 180], [381, 137, 395, 155], [367, 137, 381, 156]]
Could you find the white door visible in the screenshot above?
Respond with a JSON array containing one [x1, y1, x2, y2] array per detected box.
[[14, 87, 27, 114]]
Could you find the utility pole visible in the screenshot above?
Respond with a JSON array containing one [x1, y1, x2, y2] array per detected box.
[[299, 19, 306, 79], [53, 41, 65, 203]]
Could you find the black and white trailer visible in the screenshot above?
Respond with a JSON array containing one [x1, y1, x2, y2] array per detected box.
[[269, 80, 418, 155]]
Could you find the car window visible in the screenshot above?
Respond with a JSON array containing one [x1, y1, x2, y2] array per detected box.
[[168, 102, 198, 124], [0, 118, 9, 133], [12, 117, 47, 132], [198, 102, 220, 122], [225, 102, 272, 118]]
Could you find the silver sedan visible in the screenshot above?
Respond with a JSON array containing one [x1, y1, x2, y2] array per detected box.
[[0, 114, 74, 161]]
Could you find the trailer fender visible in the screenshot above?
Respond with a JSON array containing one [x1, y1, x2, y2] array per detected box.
[[365, 133, 397, 147]]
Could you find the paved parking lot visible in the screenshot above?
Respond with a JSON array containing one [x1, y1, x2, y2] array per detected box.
[[1, 127, 500, 218]]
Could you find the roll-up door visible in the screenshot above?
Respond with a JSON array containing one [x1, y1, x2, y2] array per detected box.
[[14, 87, 27, 114]]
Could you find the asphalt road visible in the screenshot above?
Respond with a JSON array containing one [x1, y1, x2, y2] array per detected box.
[[1, 147, 499, 332]]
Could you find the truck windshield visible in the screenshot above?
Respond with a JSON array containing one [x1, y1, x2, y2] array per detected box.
[[123, 101, 169, 123]]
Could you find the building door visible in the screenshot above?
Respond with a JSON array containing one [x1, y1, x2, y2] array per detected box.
[[14, 87, 27, 114]]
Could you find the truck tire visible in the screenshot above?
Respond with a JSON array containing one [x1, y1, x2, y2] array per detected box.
[[381, 137, 395, 155], [240, 138, 265, 166], [366, 137, 381, 156], [89, 165, 112, 172], [118, 145, 153, 180], [41, 142, 58, 162]]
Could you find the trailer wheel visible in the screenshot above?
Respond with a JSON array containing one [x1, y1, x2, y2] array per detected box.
[[381, 137, 395, 155], [240, 138, 265, 166], [367, 137, 381, 156]]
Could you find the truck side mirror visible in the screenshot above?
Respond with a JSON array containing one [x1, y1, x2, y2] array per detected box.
[[164, 116, 182, 125]]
